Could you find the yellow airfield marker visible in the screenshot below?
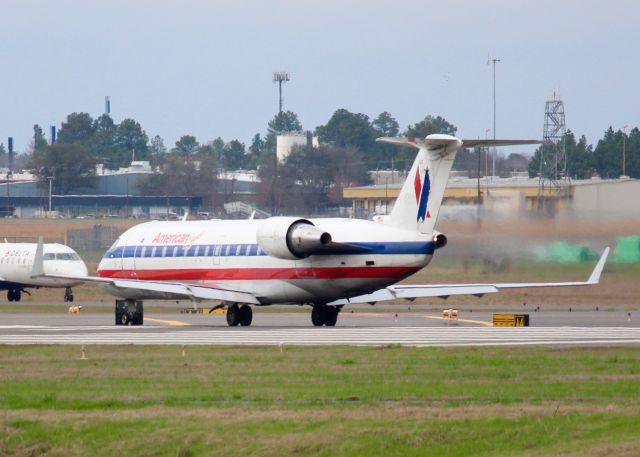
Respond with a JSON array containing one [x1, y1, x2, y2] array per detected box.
[[422, 315, 493, 327], [145, 317, 191, 327]]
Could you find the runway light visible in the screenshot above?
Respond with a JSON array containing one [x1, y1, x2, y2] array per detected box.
[[278, 342, 284, 353], [80, 345, 87, 360], [181, 344, 186, 357]]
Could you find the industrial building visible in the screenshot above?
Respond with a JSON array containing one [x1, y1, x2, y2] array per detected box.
[[344, 176, 640, 220], [0, 161, 206, 218]]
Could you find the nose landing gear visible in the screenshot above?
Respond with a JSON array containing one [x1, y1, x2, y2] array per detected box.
[[63, 287, 74, 303], [115, 299, 144, 325]]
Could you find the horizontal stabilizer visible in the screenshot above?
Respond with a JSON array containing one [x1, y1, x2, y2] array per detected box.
[[377, 136, 541, 150], [377, 134, 462, 152], [461, 139, 541, 148]]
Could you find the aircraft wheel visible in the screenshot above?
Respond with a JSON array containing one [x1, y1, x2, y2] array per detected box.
[[120, 312, 129, 325], [12, 290, 21, 302], [7, 290, 14, 302], [64, 288, 73, 302], [226, 304, 240, 327], [323, 306, 339, 327], [311, 306, 324, 326], [239, 305, 253, 327]]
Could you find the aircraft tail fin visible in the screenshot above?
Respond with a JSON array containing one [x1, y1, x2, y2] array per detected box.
[[378, 134, 461, 234], [378, 135, 541, 234]]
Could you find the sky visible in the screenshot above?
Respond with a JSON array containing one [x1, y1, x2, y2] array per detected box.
[[1, 0, 638, 156]]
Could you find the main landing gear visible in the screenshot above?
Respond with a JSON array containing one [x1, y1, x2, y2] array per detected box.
[[226, 303, 253, 327], [64, 287, 74, 303], [311, 304, 340, 327], [115, 299, 144, 326], [7, 289, 22, 302]]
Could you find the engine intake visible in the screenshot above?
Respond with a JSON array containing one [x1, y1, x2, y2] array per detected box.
[[433, 231, 448, 249], [256, 217, 332, 260]]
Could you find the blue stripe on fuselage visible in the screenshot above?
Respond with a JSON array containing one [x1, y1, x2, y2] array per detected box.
[[103, 241, 434, 259]]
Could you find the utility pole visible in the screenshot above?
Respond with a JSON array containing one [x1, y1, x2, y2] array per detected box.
[[48, 177, 53, 213], [622, 125, 629, 177], [488, 57, 500, 179]]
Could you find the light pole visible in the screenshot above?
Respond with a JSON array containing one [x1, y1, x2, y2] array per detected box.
[[622, 125, 629, 177], [488, 57, 500, 179], [273, 72, 290, 115], [484, 128, 491, 193]]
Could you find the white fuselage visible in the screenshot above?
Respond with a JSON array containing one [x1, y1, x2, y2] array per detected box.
[[0, 243, 88, 290], [97, 219, 436, 304]]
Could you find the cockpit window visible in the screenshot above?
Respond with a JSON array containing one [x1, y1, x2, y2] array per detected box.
[[56, 253, 81, 260], [44, 252, 81, 261]]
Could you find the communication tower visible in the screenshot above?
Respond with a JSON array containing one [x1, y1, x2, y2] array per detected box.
[[272, 72, 289, 114], [538, 93, 569, 193]]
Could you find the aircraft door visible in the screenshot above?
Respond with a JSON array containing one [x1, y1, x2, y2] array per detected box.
[[212, 236, 226, 266], [121, 245, 138, 279]]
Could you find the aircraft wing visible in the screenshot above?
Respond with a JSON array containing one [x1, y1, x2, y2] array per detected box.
[[33, 272, 262, 304], [329, 248, 609, 306], [29, 237, 260, 304], [107, 279, 261, 304]]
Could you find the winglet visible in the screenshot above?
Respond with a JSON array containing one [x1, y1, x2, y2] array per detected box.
[[588, 247, 610, 284], [30, 236, 45, 278]]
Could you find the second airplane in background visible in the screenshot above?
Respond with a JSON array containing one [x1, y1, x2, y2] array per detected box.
[[0, 240, 87, 302]]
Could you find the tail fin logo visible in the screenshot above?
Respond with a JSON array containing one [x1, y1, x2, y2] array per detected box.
[[414, 168, 431, 222]]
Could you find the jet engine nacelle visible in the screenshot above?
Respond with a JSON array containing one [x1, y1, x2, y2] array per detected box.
[[256, 217, 332, 260], [433, 231, 448, 249]]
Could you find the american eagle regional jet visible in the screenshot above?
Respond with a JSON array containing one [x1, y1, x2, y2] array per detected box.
[[31, 134, 609, 326]]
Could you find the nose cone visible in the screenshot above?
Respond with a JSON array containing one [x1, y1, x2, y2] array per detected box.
[[68, 260, 89, 277]]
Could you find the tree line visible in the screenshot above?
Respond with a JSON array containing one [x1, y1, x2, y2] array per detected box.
[[14, 108, 640, 213]]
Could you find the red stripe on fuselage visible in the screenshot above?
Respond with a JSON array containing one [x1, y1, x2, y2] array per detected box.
[[97, 266, 420, 281]]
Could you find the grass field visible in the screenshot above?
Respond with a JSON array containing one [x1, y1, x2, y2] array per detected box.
[[1, 345, 639, 456]]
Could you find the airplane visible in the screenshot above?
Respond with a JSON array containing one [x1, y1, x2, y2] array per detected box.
[[31, 134, 609, 326], [1, 240, 88, 302]]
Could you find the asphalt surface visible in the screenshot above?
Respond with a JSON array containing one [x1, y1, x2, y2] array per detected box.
[[1, 304, 639, 346]]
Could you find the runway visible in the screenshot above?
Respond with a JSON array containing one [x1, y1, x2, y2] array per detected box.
[[1, 324, 640, 347]]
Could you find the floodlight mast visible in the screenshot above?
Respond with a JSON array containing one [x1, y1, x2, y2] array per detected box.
[[273, 72, 290, 114]]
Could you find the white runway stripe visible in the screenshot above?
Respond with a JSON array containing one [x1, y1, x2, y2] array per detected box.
[[0, 326, 639, 346]]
